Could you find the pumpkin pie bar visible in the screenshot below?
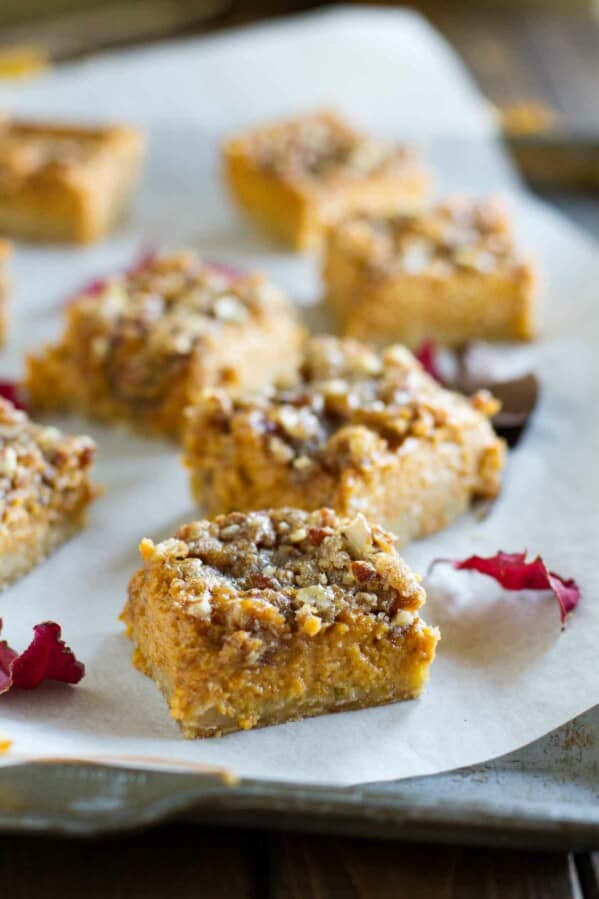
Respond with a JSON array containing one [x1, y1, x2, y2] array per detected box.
[[25, 252, 305, 437], [223, 111, 430, 251], [0, 119, 145, 243], [323, 198, 537, 346], [0, 239, 11, 344], [0, 397, 96, 589], [122, 507, 439, 737], [184, 337, 505, 545]]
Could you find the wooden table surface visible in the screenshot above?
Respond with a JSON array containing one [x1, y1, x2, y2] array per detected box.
[[1, 822, 598, 897], [1, 4, 598, 895]]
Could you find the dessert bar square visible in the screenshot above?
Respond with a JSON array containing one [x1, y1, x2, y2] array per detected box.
[[0, 239, 11, 344], [0, 398, 96, 589], [26, 252, 306, 438], [0, 120, 145, 243], [184, 337, 505, 545], [323, 198, 538, 346], [223, 111, 430, 251], [122, 508, 439, 737]]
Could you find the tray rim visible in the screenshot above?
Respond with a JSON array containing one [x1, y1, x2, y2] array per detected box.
[[1, 759, 598, 849]]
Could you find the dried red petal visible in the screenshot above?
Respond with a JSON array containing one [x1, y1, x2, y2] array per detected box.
[[0, 634, 17, 694], [65, 276, 108, 306], [0, 381, 28, 412], [81, 277, 108, 297], [429, 551, 580, 627], [415, 339, 444, 383], [126, 247, 158, 277], [0, 619, 85, 694], [203, 259, 245, 281]]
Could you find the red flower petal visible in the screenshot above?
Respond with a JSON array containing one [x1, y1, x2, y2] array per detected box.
[[126, 247, 159, 278], [203, 259, 245, 281], [0, 381, 29, 412], [415, 339, 444, 383], [81, 277, 108, 297], [0, 633, 17, 694], [429, 551, 580, 627], [65, 276, 108, 307], [0, 619, 85, 694]]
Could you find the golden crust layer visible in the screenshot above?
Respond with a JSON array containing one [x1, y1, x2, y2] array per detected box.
[[0, 398, 97, 589], [25, 252, 306, 438], [324, 197, 538, 346], [184, 337, 505, 544], [122, 507, 439, 737], [0, 119, 145, 243], [223, 110, 430, 250]]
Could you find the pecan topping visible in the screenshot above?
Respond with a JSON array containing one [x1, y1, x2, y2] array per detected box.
[[0, 398, 95, 529], [240, 111, 420, 183], [139, 508, 425, 635], [191, 335, 501, 476], [333, 198, 525, 278]]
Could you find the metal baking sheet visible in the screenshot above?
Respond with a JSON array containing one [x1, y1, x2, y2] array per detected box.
[[1, 704, 597, 848]]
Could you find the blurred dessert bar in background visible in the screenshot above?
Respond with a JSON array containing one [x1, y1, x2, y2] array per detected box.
[[0, 120, 145, 243], [223, 110, 430, 250], [323, 198, 537, 346]]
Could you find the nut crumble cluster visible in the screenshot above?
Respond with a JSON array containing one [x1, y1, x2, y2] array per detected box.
[[0, 398, 97, 588], [139, 507, 424, 639], [25, 251, 305, 435], [0, 123, 104, 187], [79, 253, 289, 364], [247, 111, 420, 182], [193, 336, 499, 476], [334, 198, 526, 278], [0, 399, 94, 519]]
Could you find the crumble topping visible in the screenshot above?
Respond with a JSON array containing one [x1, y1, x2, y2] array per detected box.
[[0, 398, 95, 529], [240, 112, 419, 183], [333, 198, 526, 277], [66, 252, 291, 400], [0, 123, 105, 190], [194, 336, 499, 474], [139, 507, 424, 637]]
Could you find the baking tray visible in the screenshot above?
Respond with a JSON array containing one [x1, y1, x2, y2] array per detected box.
[[1, 703, 597, 848]]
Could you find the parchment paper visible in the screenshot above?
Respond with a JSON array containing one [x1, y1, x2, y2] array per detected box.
[[0, 8, 598, 785]]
